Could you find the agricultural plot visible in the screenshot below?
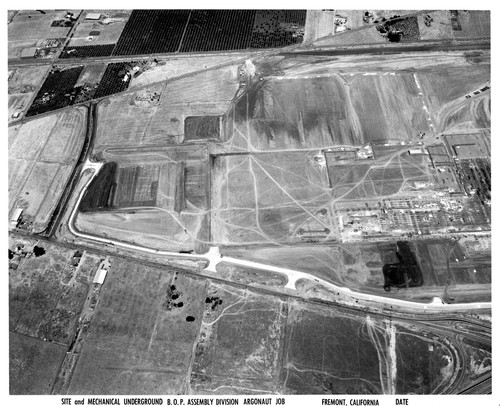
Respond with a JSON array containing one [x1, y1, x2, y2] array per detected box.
[[8, 10, 77, 59], [112, 10, 190, 55], [380, 16, 420, 42], [26, 66, 84, 117], [9, 237, 98, 345], [211, 151, 332, 245], [191, 282, 286, 394], [250, 10, 306, 49], [180, 10, 256, 52], [282, 301, 459, 394], [8, 108, 86, 232], [60, 44, 115, 58], [10, 332, 67, 394], [93, 62, 134, 99], [67, 260, 208, 395]]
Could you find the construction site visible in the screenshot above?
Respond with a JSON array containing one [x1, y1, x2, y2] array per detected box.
[[8, 8, 491, 398]]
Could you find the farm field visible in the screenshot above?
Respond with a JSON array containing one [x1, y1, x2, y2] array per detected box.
[[67, 259, 208, 395], [303, 10, 336, 42], [249, 10, 306, 49], [10, 332, 67, 394], [190, 282, 287, 394], [8, 10, 78, 59], [180, 10, 256, 52], [26, 66, 84, 117], [8, 108, 86, 232], [112, 10, 190, 55]]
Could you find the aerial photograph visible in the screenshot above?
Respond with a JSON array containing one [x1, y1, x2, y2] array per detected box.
[[7, 8, 491, 398]]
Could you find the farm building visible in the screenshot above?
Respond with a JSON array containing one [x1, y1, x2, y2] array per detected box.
[[408, 147, 428, 155], [10, 208, 23, 229], [20, 47, 37, 59], [85, 13, 101, 20]]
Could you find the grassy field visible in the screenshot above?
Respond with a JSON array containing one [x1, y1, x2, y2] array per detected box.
[[10, 332, 67, 394], [9, 237, 98, 344], [67, 260, 208, 395], [8, 108, 86, 232], [191, 282, 286, 394]]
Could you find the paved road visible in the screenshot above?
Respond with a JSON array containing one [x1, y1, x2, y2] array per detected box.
[[66, 162, 491, 314]]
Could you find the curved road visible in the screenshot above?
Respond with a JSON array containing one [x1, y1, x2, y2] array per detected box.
[[68, 163, 491, 314]]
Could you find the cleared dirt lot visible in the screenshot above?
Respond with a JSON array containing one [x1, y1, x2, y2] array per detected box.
[[8, 107, 86, 232], [67, 260, 208, 395]]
